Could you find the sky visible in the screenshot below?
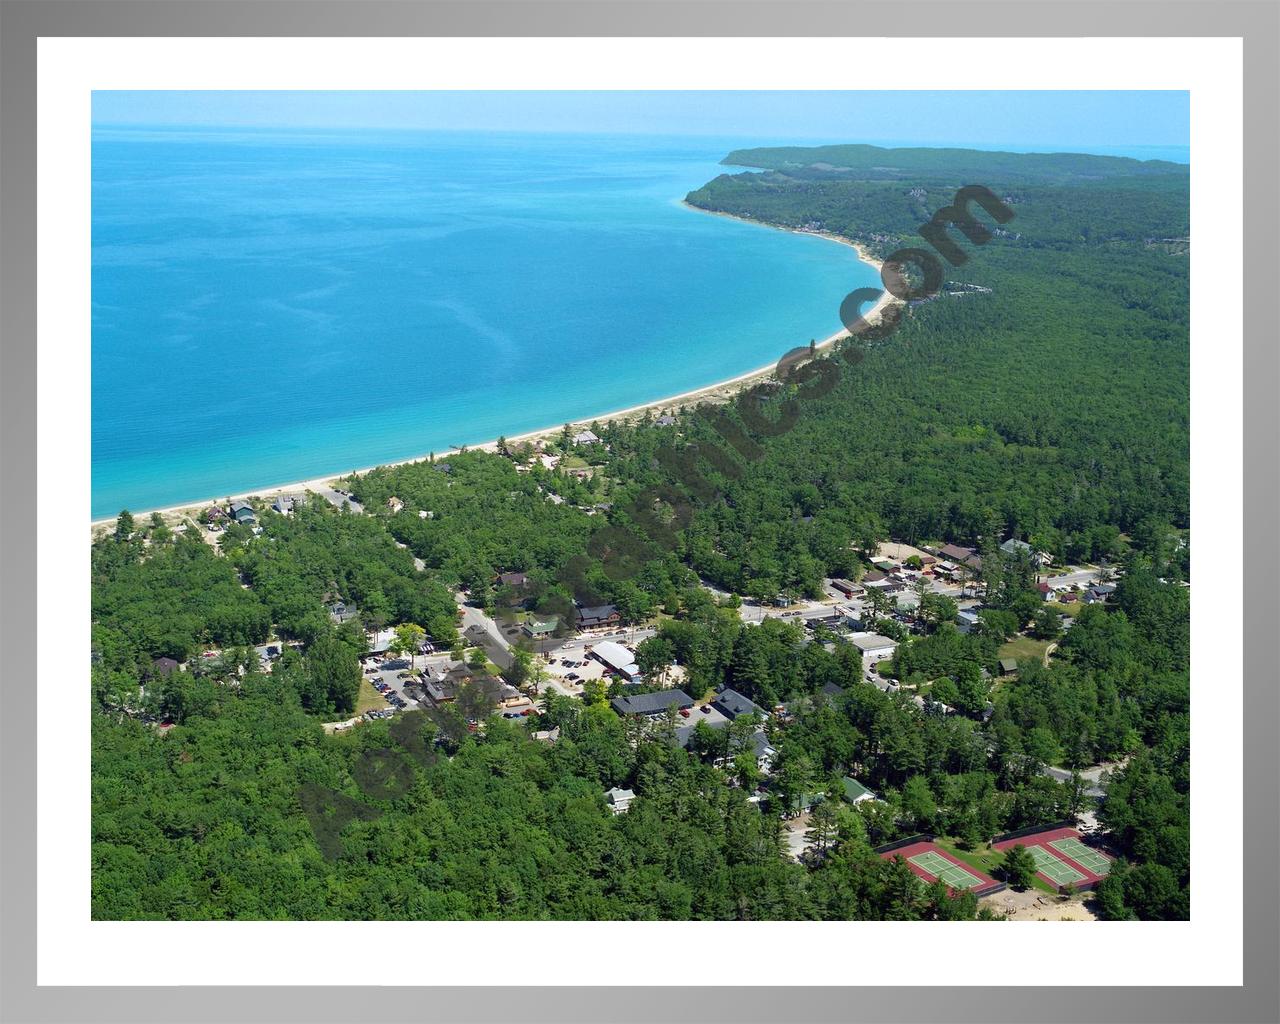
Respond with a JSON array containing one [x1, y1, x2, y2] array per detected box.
[[93, 90, 1189, 152]]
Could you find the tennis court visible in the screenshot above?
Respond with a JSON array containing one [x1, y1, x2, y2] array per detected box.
[[908, 851, 986, 890], [1027, 845, 1087, 887], [1050, 837, 1111, 875]]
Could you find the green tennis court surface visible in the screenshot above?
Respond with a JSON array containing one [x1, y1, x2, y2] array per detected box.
[[908, 851, 984, 889], [1028, 845, 1087, 886], [1050, 837, 1111, 875]]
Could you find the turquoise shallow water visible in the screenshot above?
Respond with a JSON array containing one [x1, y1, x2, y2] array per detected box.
[[91, 128, 881, 518]]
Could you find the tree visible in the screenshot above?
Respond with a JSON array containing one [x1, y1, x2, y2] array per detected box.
[[305, 633, 361, 715], [1031, 607, 1062, 641], [777, 753, 815, 817], [390, 623, 426, 669], [805, 799, 839, 856], [114, 510, 135, 542], [465, 647, 488, 670], [1000, 843, 1038, 890], [635, 636, 675, 686]]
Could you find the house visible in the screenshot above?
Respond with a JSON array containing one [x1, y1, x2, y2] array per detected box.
[[387, 496, 404, 513], [655, 414, 677, 427], [998, 657, 1020, 675], [861, 570, 888, 586], [521, 617, 559, 639], [591, 640, 641, 682], [956, 609, 982, 634], [821, 681, 846, 701], [531, 725, 561, 744], [610, 689, 694, 718], [999, 537, 1032, 557], [572, 429, 601, 445], [575, 603, 620, 629], [938, 543, 982, 571], [228, 500, 256, 525], [850, 633, 898, 664], [938, 543, 974, 563], [497, 571, 529, 589], [604, 787, 635, 815], [326, 600, 358, 625], [711, 687, 766, 721], [1036, 581, 1055, 601], [150, 656, 180, 677], [204, 505, 229, 522], [841, 776, 876, 805], [751, 730, 778, 774], [271, 495, 295, 515]]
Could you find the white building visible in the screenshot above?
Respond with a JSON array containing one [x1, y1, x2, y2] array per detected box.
[[604, 787, 635, 815], [850, 632, 898, 665], [590, 640, 640, 681]]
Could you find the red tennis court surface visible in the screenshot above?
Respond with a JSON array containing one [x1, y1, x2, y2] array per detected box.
[[878, 840, 1003, 896], [993, 826, 1112, 891]]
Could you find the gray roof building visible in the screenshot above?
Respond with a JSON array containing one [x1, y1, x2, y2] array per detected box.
[[711, 687, 765, 721], [611, 689, 694, 717]]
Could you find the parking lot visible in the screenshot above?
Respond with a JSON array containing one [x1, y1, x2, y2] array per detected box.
[[361, 656, 429, 719]]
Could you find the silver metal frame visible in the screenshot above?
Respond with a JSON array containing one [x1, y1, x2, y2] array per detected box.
[[1, 2, 1275, 1021]]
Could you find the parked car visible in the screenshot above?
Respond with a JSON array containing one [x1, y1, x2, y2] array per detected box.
[[700, 705, 712, 714], [679, 708, 691, 718]]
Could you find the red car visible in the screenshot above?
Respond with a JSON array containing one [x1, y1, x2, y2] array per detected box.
[[679, 708, 691, 718]]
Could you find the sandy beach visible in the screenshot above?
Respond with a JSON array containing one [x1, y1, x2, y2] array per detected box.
[[91, 212, 895, 532]]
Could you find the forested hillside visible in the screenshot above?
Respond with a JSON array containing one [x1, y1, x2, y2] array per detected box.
[[92, 143, 1190, 921]]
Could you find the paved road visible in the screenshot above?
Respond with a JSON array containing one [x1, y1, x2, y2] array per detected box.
[[313, 485, 364, 514]]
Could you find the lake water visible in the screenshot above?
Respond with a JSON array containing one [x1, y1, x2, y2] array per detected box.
[[92, 128, 881, 518]]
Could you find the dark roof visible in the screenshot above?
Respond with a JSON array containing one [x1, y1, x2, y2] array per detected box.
[[611, 689, 693, 716], [151, 657, 179, 675], [497, 571, 528, 587], [939, 543, 973, 561], [999, 657, 1019, 673], [751, 730, 775, 759], [821, 681, 846, 698], [575, 603, 619, 623], [711, 688, 765, 720]]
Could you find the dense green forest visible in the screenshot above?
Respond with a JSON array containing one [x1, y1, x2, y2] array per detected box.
[[92, 143, 1190, 921]]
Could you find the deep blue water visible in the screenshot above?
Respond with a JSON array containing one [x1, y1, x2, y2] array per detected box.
[[92, 128, 882, 517]]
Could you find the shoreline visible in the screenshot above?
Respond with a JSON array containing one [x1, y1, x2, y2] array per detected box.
[[91, 208, 895, 530]]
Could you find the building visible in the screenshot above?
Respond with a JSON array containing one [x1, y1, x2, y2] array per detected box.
[[521, 617, 559, 639], [610, 689, 693, 718], [655, 414, 677, 427], [387, 496, 404, 513], [497, 571, 529, 589], [327, 600, 359, 625], [572, 429, 601, 445], [228, 500, 256, 525], [998, 657, 1020, 675], [271, 495, 295, 515], [956, 609, 982, 633], [938, 543, 982, 571], [850, 633, 898, 664], [150, 656, 180, 677], [999, 537, 1033, 557], [751, 730, 778, 774], [841, 777, 876, 805], [604, 787, 635, 815], [531, 725, 561, 744], [575, 603, 620, 629], [711, 687, 766, 721], [830, 578, 859, 598], [591, 640, 641, 681]]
